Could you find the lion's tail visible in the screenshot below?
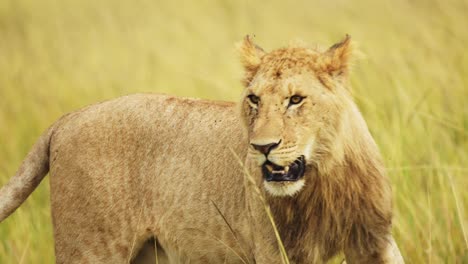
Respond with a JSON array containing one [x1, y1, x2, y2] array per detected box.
[[0, 126, 54, 222]]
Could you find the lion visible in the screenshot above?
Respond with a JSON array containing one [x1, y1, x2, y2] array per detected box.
[[0, 35, 404, 264]]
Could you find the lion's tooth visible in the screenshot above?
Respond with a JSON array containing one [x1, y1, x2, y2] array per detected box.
[[266, 164, 274, 172]]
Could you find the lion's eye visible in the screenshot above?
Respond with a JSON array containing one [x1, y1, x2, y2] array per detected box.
[[289, 95, 304, 105], [247, 94, 260, 105]]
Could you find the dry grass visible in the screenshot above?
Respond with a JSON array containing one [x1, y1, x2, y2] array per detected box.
[[0, 0, 467, 263]]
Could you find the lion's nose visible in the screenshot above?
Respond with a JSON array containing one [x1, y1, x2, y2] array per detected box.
[[251, 140, 281, 155]]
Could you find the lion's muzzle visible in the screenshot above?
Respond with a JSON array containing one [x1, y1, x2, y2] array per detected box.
[[262, 156, 306, 182]]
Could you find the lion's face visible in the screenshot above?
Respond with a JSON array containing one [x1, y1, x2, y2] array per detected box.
[[238, 36, 353, 196]]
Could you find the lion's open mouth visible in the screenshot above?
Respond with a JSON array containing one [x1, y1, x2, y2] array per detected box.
[[262, 156, 306, 182]]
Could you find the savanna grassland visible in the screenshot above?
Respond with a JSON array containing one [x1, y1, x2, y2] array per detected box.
[[0, 0, 467, 263]]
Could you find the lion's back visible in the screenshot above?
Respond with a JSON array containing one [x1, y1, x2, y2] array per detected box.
[[50, 93, 243, 164]]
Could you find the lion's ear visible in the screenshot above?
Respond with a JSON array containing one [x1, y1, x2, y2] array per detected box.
[[320, 35, 353, 81], [236, 35, 266, 86]]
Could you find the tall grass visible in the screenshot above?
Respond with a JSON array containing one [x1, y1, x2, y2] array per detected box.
[[0, 0, 467, 263]]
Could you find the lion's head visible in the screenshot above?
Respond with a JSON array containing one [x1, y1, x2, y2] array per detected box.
[[238, 35, 357, 197]]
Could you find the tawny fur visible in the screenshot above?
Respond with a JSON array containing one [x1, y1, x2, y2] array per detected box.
[[0, 36, 404, 264]]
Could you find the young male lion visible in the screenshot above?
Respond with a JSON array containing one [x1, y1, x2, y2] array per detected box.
[[0, 36, 403, 263]]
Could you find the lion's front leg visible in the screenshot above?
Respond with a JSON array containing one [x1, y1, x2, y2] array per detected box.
[[344, 235, 404, 264], [247, 190, 286, 264], [249, 217, 286, 264], [244, 160, 285, 264]]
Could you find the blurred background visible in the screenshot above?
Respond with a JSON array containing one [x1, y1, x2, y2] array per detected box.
[[0, 0, 467, 262]]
